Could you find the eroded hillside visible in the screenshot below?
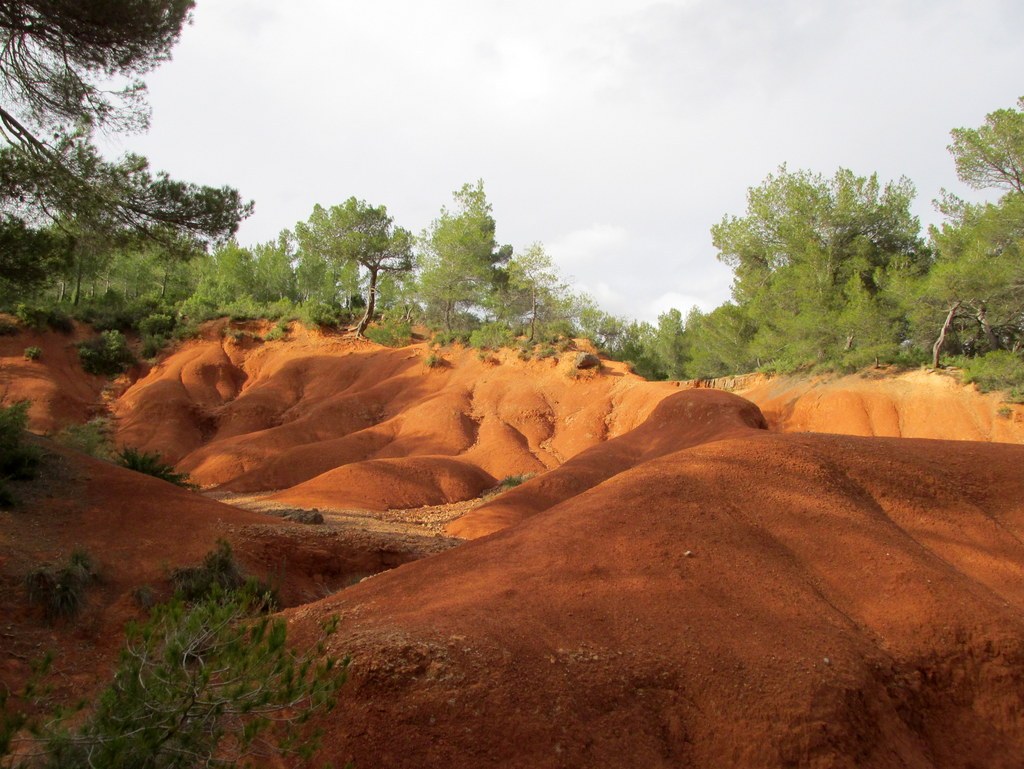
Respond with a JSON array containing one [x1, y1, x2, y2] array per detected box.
[[3, 322, 1024, 768]]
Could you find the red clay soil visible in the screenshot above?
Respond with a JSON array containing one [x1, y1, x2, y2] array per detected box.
[[112, 328, 679, 507], [3, 327, 1024, 768], [0, 440, 445, 706], [0, 320, 106, 433], [286, 389, 1024, 769], [734, 369, 1024, 441], [448, 388, 768, 538]]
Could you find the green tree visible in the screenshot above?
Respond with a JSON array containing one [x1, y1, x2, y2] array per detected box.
[[417, 180, 511, 331], [293, 204, 360, 311], [948, 96, 1024, 194], [6, 588, 347, 769], [652, 308, 689, 380], [0, 0, 251, 276], [294, 199, 413, 335], [711, 166, 925, 369], [920, 98, 1024, 367], [505, 243, 569, 341]]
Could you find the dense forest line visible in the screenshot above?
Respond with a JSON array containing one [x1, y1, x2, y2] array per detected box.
[[3, 99, 1022, 398]]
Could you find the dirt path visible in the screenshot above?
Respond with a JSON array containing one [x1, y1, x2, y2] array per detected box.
[[206, 490, 482, 541]]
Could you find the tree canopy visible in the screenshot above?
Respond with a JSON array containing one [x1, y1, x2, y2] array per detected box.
[[0, 0, 250, 279]]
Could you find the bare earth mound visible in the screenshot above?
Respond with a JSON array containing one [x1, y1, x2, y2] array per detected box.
[[287, 390, 1024, 769], [111, 329, 680, 508], [1, 327, 1023, 767], [734, 369, 1024, 441]]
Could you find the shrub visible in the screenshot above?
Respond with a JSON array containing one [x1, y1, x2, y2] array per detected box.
[[13, 585, 347, 768], [0, 319, 18, 335], [23, 346, 41, 361], [55, 419, 114, 460], [537, 345, 558, 359], [221, 296, 265, 322], [116, 447, 195, 488], [25, 549, 96, 622], [140, 333, 168, 358], [424, 353, 444, 369], [469, 322, 514, 350], [77, 330, 135, 376], [298, 300, 339, 328], [432, 330, 468, 347], [573, 352, 601, 370], [171, 540, 245, 603], [265, 319, 289, 341], [15, 304, 72, 333], [0, 401, 42, 483], [483, 473, 535, 499], [172, 320, 201, 342], [138, 312, 175, 338], [365, 318, 412, 347], [955, 350, 1024, 394]]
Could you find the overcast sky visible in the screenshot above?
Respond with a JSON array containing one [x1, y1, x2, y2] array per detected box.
[[110, 0, 1024, 322]]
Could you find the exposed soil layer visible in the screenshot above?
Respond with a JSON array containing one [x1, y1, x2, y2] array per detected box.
[[732, 369, 1024, 441], [2, 325, 1024, 768], [287, 390, 1024, 769], [0, 439, 453, 708]]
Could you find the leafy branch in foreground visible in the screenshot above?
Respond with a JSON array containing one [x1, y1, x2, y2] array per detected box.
[[10, 585, 348, 768]]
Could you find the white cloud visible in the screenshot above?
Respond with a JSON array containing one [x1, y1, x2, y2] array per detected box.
[[115, 0, 1024, 320]]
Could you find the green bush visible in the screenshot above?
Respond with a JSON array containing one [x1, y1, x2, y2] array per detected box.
[[0, 401, 42, 484], [221, 296, 265, 322], [955, 350, 1024, 394], [116, 447, 195, 488], [432, 330, 469, 346], [25, 549, 96, 622], [468, 322, 514, 350], [171, 540, 246, 603], [365, 318, 412, 347], [12, 584, 347, 768], [74, 298, 162, 333], [15, 304, 72, 333], [77, 330, 135, 376], [483, 473, 535, 498], [138, 312, 175, 338], [298, 300, 339, 328], [177, 294, 221, 324], [23, 346, 41, 361], [265, 319, 290, 341], [55, 419, 114, 460], [424, 353, 444, 368], [140, 334, 168, 358], [172, 320, 201, 342]]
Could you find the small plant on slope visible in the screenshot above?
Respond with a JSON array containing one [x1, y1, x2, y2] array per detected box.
[[116, 447, 195, 489], [8, 585, 348, 769]]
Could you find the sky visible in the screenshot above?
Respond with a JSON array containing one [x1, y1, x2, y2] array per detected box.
[[108, 0, 1024, 323]]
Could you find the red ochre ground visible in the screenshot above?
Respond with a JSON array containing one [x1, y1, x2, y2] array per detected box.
[[2, 320, 1023, 768]]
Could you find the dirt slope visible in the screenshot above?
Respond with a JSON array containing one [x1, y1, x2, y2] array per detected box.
[[287, 390, 1024, 769], [448, 388, 767, 538], [112, 327, 679, 508], [0, 320, 106, 433], [734, 369, 1024, 441], [0, 440, 450, 702]]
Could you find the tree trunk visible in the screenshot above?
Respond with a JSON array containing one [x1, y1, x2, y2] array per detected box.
[[976, 303, 1000, 351], [72, 255, 84, 306], [355, 267, 379, 337], [932, 301, 961, 368], [529, 288, 538, 342]]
